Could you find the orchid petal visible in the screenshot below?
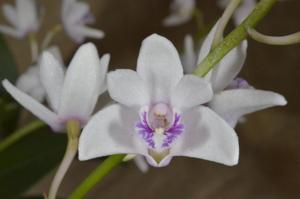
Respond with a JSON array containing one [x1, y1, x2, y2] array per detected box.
[[210, 40, 248, 92], [58, 43, 103, 122], [137, 34, 183, 102], [68, 2, 90, 23], [182, 34, 197, 74], [16, 66, 45, 102], [172, 106, 239, 166], [209, 89, 287, 127], [233, 0, 255, 25], [79, 104, 147, 160], [16, 0, 38, 32], [108, 69, 149, 108], [39, 51, 65, 111], [98, 54, 110, 95], [171, 75, 213, 110], [2, 4, 18, 27], [134, 155, 149, 173], [74, 26, 105, 40], [197, 21, 219, 81], [2, 80, 60, 131], [197, 21, 219, 65], [46, 46, 64, 66], [197, 20, 248, 92], [0, 25, 22, 38], [162, 14, 191, 27]]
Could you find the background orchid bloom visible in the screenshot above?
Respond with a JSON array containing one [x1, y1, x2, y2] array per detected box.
[[162, 0, 195, 27], [79, 34, 239, 167], [2, 43, 109, 132], [217, 0, 255, 25], [16, 46, 63, 102], [182, 21, 287, 128], [62, 0, 105, 43], [0, 0, 40, 39]]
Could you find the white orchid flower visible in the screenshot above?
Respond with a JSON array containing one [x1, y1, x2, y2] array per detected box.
[[2, 43, 109, 132], [79, 34, 239, 167], [62, 0, 105, 43], [16, 47, 63, 102], [162, 0, 195, 27], [0, 0, 40, 39], [182, 21, 287, 128], [217, 0, 256, 25]]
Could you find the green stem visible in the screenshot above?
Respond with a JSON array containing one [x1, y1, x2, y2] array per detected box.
[[0, 120, 45, 152], [48, 120, 81, 199], [69, 154, 125, 199], [193, 0, 277, 77]]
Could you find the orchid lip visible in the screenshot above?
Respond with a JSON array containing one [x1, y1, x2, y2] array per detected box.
[[135, 104, 184, 153]]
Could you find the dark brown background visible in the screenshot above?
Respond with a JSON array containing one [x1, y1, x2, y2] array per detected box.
[[1, 0, 300, 198]]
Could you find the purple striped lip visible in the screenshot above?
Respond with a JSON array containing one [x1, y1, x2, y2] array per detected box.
[[135, 110, 184, 149]]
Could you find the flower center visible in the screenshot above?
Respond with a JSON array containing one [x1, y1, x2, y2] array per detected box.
[[149, 103, 172, 130], [135, 103, 184, 152]]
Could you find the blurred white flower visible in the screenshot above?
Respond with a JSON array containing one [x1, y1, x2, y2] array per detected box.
[[16, 66, 45, 102], [181, 34, 198, 74], [79, 34, 239, 167], [162, 0, 195, 27], [62, 0, 105, 43], [16, 47, 63, 102], [182, 21, 287, 128], [217, 0, 256, 25], [0, 0, 40, 39], [3, 43, 109, 132]]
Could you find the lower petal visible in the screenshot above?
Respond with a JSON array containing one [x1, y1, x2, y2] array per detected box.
[[2, 80, 61, 131], [78, 104, 147, 161], [171, 106, 239, 166]]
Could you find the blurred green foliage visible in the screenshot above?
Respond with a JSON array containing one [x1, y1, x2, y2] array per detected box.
[[0, 129, 66, 199], [0, 35, 18, 93]]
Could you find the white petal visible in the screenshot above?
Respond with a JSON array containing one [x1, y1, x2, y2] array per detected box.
[[2, 4, 18, 27], [73, 26, 105, 42], [162, 0, 195, 27], [134, 155, 149, 173], [58, 43, 104, 122], [16, 66, 45, 102], [46, 46, 64, 66], [68, 2, 90, 23], [197, 20, 248, 92], [209, 89, 287, 127], [2, 80, 61, 131], [197, 21, 219, 81], [79, 104, 147, 160], [182, 34, 197, 74], [172, 106, 239, 166], [137, 34, 183, 102], [162, 14, 191, 27], [0, 25, 23, 38], [197, 21, 219, 65], [171, 75, 213, 110], [39, 51, 65, 111], [233, 0, 255, 25], [210, 40, 248, 92], [16, 0, 39, 32], [107, 69, 149, 108], [98, 54, 110, 95]]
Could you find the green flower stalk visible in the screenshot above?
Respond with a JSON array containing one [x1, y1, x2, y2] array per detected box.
[[193, 0, 277, 77]]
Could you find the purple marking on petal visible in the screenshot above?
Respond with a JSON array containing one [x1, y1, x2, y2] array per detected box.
[[82, 12, 95, 24], [226, 78, 252, 90], [162, 113, 184, 148], [135, 112, 155, 148]]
